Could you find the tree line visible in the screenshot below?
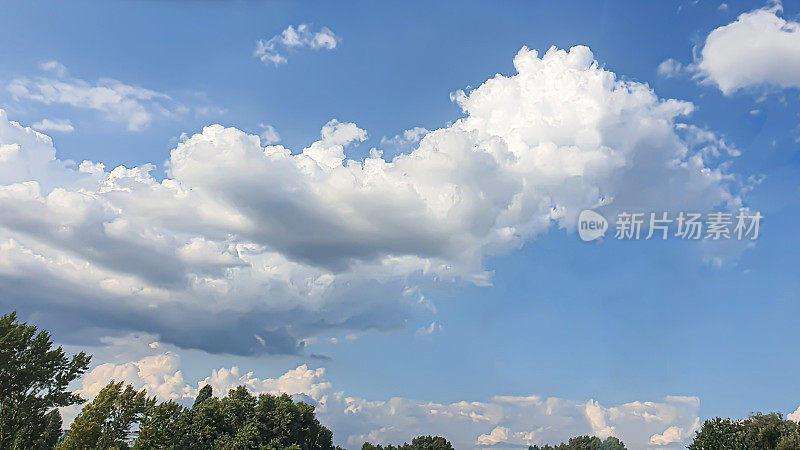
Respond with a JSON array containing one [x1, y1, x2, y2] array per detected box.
[[528, 436, 624, 449], [2, 311, 799, 449]]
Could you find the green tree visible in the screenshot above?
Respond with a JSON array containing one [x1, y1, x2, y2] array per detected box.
[[406, 436, 453, 450], [688, 413, 800, 450], [134, 401, 187, 450], [192, 385, 212, 409], [529, 435, 626, 450], [362, 435, 454, 450], [0, 311, 90, 449], [8, 408, 64, 450], [207, 387, 336, 449], [687, 417, 743, 450], [741, 413, 799, 449], [183, 394, 225, 449], [135, 384, 339, 450], [598, 437, 625, 450], [58, 381, 155, 450], [42, 410, 64, 449], [777, 431, 800, 450]]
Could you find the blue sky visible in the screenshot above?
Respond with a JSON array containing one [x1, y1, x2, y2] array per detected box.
[[1, 1, 800, 448]]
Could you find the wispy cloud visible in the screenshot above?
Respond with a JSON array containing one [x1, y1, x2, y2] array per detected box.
[[379, 126, 429, 153], [6, 62, 220, 131], [254, 24, 338, 66], [415, 321, 442, 337], [40, 60, 67, 77], [32, 118, 74, 133]]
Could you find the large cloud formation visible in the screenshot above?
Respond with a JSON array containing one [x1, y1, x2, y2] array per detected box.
[[66, 344, 700, 449], [0, 45, 740, 355], [694, 3, 800, 94]]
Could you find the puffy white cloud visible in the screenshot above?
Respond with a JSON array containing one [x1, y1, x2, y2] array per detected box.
[[694, 3, 800, 94], [254, 24, 339, 66], [78, 351, 194, 403], [32, 118, 74, 133], [476, 427, 536, 447], [68, 347, 701, 449], [649, 419, 700, 446], [0, 45, 743, 355], [789, 405, 800, 422], [197, 364, 332, 402], [0, 110, 80, 189]]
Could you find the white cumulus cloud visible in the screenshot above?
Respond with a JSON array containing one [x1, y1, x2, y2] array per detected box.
[[789, 405, 800, 422], [694, 3, 800, 94], [0, 45, 744, 356], [649, 419, 701, 446]]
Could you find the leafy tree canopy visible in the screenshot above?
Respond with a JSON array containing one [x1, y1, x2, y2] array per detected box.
[[689, 412, 800, 450], [175, 385, 339, 450], [40, 366, 340, 450], [58, 381, 155, 450], [362, 435, 454, 450], [529, 435, 626, 450], [0, 311, 90, 449]]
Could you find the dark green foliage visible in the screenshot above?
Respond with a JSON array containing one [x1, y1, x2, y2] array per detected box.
[[9, 408, 64, 450], [58, 381, 156, 449], [777, 431, 800, 450], [599, 437, 625, 449], [362, 435, 453, 450], [135, 400, 188, 449], [43, 409, 64, 449], [192, 384, 212, 408], [529, 435, 626, 450], [134, 384, 339, 449], [688, 412, 800, 450], [192, 386, 337, 450], [689, 417, 742, 449], [0, 311, 91, 449]]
